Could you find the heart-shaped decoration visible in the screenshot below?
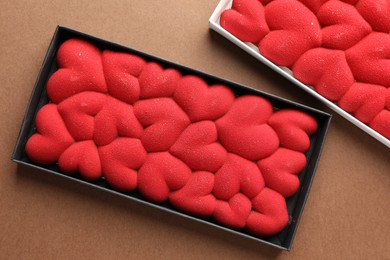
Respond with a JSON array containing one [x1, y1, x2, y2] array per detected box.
[[220, 0, 269, 43], [317, 0, 372, 50], [58, 140, 102, 181], [98, 138, 147, 192], [293, 48, 354, 101], [246, 188, 289, 236], [134, 98, 190, 152], [139, 62, 182, 99], [173, 75, 235, 122], [216, 95, 279, 161], [259, 0, 321, 66], [57, 91, 107, 141], [170, 121, 227, 172], [26, 104, 74, 164], [46, 39, 107, 103], [213, 153, 264, 200], [298, 0, 330, 14], [102, 50, 146, 104], [345, 32, 390, 88], [268, 109, 318, 152], [138, 152, 191, 203], [369, 110, 390, 139], [94, 96, 143, 146], [356, 0, 390, 33], [258, 148, 306, 198], [169, 171, 216, 217], [338, 83, 387, 123], [214, 193, 252, 229]]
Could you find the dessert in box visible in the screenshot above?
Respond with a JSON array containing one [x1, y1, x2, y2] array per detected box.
[[12, 26, 331, 250], [209, 0, 390, 148]]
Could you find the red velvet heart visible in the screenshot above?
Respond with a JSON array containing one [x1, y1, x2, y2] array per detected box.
[[98, 138, 147, 192], [216, 95, 279, 161], [369, 110, 390, 139], [293, 48, 354, 101], [173, 75, 235, 122], [25, 104, 74, 164], [138, 152, 191, 203], [46, 39, 107, 103], [169, 171, 216, 217], [317, 0, 372, 50], [258, 148, 306, 198], [102, 50, 146, 104], [214, 193, 252, 229], [133, 98, 190, 152], [220, 0, 269, 43], [170, 121, 227, 172], [58, 140, 102, 181], [268, 109, 318, 153], [213, 153, 264, 200], [298, 0, 330, 14], [356, 0, 390, 33]]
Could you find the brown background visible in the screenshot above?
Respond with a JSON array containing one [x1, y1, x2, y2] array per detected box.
[[1, 0, 389, 259]]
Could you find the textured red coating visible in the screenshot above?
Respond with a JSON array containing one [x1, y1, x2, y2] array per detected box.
[[370, 110, 390, 139], [214, 193, 252, 229], [356, 0, 390, 33], [298, 0, 330, 14]]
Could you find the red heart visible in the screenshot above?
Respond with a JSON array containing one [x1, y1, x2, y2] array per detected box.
[[138, 152, 191, 203], [102, 50, 146, 104], [298, 0, 330, 13], [356, 0, 390, 33], [338, 83, 387, 123], [134, 98, 190, 152], [258, 148, 306, 198], [213, 153, 264, 200], [317, 0, 372, 50], [170, 121, 227, 172], [98, 138, 147, 192], [57, 92, 107, 141], [268, 109, 318, 153], [216, 95, 279, 161], [293, 48, 354, 101], [46, 39, 107, 103], [214, 193, 252, 229], [259, 0, 321, 66], [173, 75, 235, 122], [139, 62, 182, 99], [246, 188, 289, 236], [94, 96, 143, 146], [58, 140, 102, 181], [25, 104, 74, 164], [220, 0, 269, 43], [369, 110, 390, 139], [345, 32, 390, 88], [169, 171, 216, 217]]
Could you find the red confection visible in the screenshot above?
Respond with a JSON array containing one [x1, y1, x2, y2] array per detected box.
[[293, 48, 354, 101], [170, 171, 217, 217], [317, 0, 372, 50], [173, 75, 235, 122], [216, 95, 279, 161], [386, 88, 390, 110], [58, 140, 102, 181], [139, 62, 181, 99], [138, 152, 191, 203], [220, 0, 269, 43], [298, 0, 329, 14], [370, 110, 390, 139], [356, 0, 390, 33], [259, 0, 321, 66], [246, 188, 289, 236], [94, 96, 143, 146], [57, 92, 107, 141], [26, 104, 74, 164], [258, 148, 306, 198], [213, 153, 264, 200], [345, 32, 390, 88], [338, 83, 387, 123], [98, 138, 147, 192], [268, 109, 318, 152], [134, 98, 190, 152], [46, 39, 107, 103], [102, 50, 146, 104], [214, 193, 252, 229], [170, 121, 227, 172], [340, 0, 359, 4]]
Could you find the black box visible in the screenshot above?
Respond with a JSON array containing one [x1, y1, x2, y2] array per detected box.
[[12, 26, 332, 251]]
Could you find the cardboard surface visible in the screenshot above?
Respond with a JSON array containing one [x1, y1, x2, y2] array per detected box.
[[0, 0, 389, 259]]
